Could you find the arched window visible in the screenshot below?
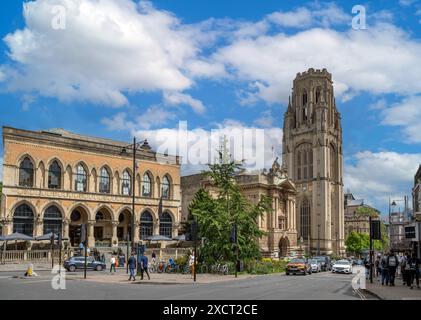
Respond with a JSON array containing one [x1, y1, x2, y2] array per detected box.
[[13, 204, 34, 236], [159, 212, 172, 238], [316, 89, 321, 103], [329, 145, 337, 182], [99, 167, 110, 194], [140, 211, 153, 240], [142, 173, 152, 197], [296, 144, 313, 182], [300, 200, 311, 240], [96, 212, 104, 221], [43, 206, 62, 234], [48, 161, 62, 189], [122, 170, 131, 196], [75, 164, 87, 192], [302, 91, 308, 105], [19, 157, 34, 187], [161, 175, 170, 199]]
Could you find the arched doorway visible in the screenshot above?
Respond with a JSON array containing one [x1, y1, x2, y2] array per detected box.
[[140, 211, 154, 240], [69, 206, 89, 247], [94, 208, 113, 245], [118, 209, 132, 241], [279, 237, 289, 258]]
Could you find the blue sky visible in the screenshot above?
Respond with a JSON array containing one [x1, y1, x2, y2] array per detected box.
[[1, 0, 421, 216]]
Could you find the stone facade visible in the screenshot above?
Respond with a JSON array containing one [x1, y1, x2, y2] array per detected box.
[[344, 193, 380, 239], [0, 127, 181, 248], [282, 68, 345, 255], [181, 159, 299, 258]]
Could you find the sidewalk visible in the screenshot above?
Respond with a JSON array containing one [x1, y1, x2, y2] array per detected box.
[[364, 276, 421, 300], [66, 271, 259, 285], [0, 262, 53, 272]]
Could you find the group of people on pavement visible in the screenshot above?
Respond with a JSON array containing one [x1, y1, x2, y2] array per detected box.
[[108, 250, 196, 281], [374, 251, 420, 290]]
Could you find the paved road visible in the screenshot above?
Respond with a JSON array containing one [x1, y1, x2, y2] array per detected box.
[[0, 271, 373, 300]]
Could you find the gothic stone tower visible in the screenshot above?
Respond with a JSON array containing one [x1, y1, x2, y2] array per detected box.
[[282, 68, 345, 256]]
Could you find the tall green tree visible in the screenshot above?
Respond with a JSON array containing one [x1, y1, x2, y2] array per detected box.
[[188, 158, 272, 264]]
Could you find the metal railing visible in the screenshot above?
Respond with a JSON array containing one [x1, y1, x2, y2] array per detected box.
[[1, 250, 64, 263]]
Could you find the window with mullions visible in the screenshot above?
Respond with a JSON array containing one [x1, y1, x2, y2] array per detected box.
[[75, 164, 87, 192], [99, 167, 110, 194], [161, 175, 170, 199], [43, 206, 62, 235], [13, 204, 34, 236], [159, 212, 172, 238], [300, 200, 311, 240], [122, 170, 131, 195], [142, 173, 152, 197], [48, 161, 62, 189], [140, 212, 153, 240], [295, 145, 313, 182], [19, 157, 34, 187]]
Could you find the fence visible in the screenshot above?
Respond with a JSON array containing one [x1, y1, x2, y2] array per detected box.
[[1, 250, 65, 264], [0, 248, 191, 264]]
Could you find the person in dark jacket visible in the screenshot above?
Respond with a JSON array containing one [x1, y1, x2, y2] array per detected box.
[[387, 251, 398, 286], [128, 253, 137, 281], [407, 253, 421, 289], [381, 252, 389, 286], [140, 255, 150, 280]]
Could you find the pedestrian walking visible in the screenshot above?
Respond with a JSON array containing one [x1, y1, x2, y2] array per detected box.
[[387, 251, 398, 286], [152, 251, 156, 264], [375, 255, 381, 279], [110, 255, 116, 273], [381, 252, 389, 286], [140, 255, 151, 280], [407, 253, 421, 290], [128, 253, 137, 281], [401, 253, 410, 285], [189, 252, 195, 278]]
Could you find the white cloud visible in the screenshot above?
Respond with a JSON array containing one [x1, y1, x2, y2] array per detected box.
[[381, 96, 421, 143], [163, 92, 205, 114], [254, 110, 275, 128], [129, 120, 282, 175], [102, 105, 175, 130], [211, 22, 421, 105], [399, 0, 417, 6], [344, 151, 421, 212], [266, 3, 350, 28], [1, 0, 205, 107]]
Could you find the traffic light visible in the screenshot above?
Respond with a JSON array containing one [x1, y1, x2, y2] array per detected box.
[[370, 220, 381, 240], [230, 224, 237, 243], [186, 220, 198, 241]]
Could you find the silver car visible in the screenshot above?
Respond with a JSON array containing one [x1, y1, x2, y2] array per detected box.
[[308, 259, 322, 273]]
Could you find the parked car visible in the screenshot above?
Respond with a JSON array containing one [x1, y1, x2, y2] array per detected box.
[[308, 259, 322, 273], [286, 258, 312, 275], [64, 256, 106, 272], [332, 259, 353, 274], [313, 256, 331, 271]]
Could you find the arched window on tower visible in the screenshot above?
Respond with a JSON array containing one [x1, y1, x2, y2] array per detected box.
[[300, 199, 311, 240], [329, 144, 337, 182], [316, 89, 321, 103], [295, 144, 313, 182]]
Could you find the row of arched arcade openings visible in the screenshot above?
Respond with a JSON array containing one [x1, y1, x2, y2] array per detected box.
[[11, 203, 174, 247]]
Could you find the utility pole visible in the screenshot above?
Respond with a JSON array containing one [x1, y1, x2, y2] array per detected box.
[[131, 137, 136, 256]]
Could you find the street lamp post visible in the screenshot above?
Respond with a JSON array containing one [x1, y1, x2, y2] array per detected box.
[[317, 224, 320, 256], [121, 137, 150, 259]]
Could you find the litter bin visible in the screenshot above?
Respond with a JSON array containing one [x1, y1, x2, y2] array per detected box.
[[119, 255, 125, 268], [237, 260, 244, 272]]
